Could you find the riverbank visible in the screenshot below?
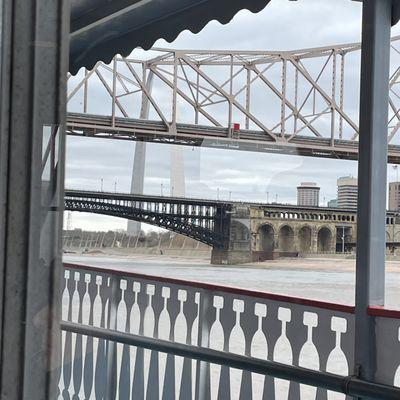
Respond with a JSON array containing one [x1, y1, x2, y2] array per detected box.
[[64, 249, 400, 272]]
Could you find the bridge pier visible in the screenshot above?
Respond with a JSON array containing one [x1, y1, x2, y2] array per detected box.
[[211, 205, 253, 265]]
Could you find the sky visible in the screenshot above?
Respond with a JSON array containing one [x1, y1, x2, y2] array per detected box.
[[65, 0, 400, 232]]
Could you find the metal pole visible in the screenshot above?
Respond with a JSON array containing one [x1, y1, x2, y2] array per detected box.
[[111, 58, 117, 127], [342, 227, 345, 254], [392, 213, 395, 253], [355, 0, 392, 389], [0, 0, 69, 397]]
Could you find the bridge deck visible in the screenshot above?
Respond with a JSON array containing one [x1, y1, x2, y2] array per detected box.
[[66, 113, 400, 164], [65, 189, 400, 216]]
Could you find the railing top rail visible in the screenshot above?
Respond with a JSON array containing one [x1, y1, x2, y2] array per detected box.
[[65, 189, 231, 207], [64, 262, 355, 314], [368, 306, 400, 319]]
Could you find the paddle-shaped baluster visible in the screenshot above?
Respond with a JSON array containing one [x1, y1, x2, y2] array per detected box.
[[95, 275, 111, 399], [326, 317, 348, 400], [209, 296, 225, 400], [62, 270, 74, 400], [273, 308, 292, 400], [175, 290, 188, 400], [251, 303, 268, 400], [159, 287, 172, 399], [229, 299, 245, 400], [299, 312, 319, 400], [116, 279, 130, 400], [83, 273, 97, 400], [143, 284, 158, 400], [180, 288, 199, 400], [131, 280, 146, 399], [72, 272, 86, 400]]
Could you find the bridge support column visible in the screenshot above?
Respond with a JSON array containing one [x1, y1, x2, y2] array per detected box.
[[211, 210, 253, 265], [311, 227, 318, 253], [355, 0, 392, 392]]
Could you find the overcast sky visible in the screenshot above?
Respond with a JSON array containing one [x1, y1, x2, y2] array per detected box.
[[65, 0, 400, 232]]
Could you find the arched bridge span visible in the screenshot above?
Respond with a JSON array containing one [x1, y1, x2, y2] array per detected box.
[[64, 190, 231, 247]]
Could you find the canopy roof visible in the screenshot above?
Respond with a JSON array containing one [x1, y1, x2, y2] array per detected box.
[[69, 0, 400, 75], [69, 0, 272, 74]]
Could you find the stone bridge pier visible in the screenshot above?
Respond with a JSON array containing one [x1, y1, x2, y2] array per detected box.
[[211, 204, 358, 265]]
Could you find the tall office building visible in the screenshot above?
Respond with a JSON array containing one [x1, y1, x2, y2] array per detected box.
[[327, 199, 338, 208], [297, 182, 320, 207], [389, 182, 400, 211], [337, 176, 358, 209]]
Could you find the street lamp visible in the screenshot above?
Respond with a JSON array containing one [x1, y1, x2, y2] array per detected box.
[[161, 183, 164, 196], [392, 212, 397, 254], [100, 178, 104, 192], [341, 226, 345, 254]]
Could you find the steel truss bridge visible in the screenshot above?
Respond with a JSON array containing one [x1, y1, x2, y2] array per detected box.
[[67, 36, 400, 162], [64, 190, 232, 247]]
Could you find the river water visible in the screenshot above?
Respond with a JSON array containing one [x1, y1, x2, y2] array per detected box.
[[64, 254, 400, 308]]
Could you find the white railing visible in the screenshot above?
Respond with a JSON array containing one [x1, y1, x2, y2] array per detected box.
[[58, 263, 400, 399]]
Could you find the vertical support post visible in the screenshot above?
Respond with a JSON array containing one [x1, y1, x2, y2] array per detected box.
[[111, 58, 117, 127], [281, 57, 287, 137], [83, 69, 88, 113], [228, 55, 234, 137], [245, 67, 251, 130], [0, 0, 69, 398], [195, 71, 200, 125], [331, 51, 337, 146], [339, 54, 345, 139], [355, 0, 392, 388], [172, 55, 178, 130], [294, 68, 299, 135]]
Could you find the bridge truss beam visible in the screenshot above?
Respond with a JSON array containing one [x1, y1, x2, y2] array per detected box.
[[64, 192, 231, 247], [67, 36, 400, 162]]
